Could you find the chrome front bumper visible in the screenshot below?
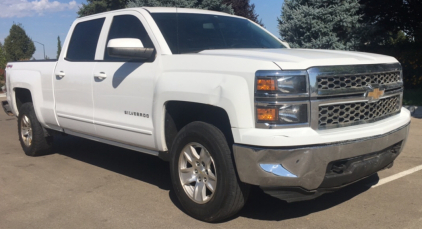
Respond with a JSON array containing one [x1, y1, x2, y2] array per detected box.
[[233, 122, 410, 193]]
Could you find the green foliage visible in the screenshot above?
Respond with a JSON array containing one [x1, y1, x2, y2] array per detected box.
[[78, 0, 128, 17], [0, 42, 7, 70], [359, 0, 422, 45], [222, 0, 263, 25], [278, 0, 362, 50], [361, 42, 422, 90], [357, 1, 422, 90], [0, 42, 5, 87], [403, 89, 422, 106], [4, 24, 36, 61], [127, 0, 233, 14], [57, 36, 62, 59]]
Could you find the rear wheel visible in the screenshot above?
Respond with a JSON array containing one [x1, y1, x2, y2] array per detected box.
[[18, 103, 53, 156], [170, 121, 249, 222]]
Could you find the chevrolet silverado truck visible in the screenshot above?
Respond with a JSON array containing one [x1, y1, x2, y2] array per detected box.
[[2, 7, 410, 222]]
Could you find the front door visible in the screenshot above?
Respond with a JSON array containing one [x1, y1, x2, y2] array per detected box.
[[92, 13, 157, 149]]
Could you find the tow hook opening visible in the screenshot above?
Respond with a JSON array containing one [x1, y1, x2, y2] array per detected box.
[[331, 162, 347, 174]]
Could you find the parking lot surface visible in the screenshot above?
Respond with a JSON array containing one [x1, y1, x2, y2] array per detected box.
[[1, 99, 421, 229]]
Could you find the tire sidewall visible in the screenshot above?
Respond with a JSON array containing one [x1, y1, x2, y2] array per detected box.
[[170, 122, 233, 221]]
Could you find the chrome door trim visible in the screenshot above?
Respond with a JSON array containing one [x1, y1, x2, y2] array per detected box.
[[57, 113, 94, 124], [94, 120, 152, 135]]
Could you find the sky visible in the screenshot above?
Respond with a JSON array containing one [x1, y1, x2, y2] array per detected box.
[[0, 0, 284, 60]]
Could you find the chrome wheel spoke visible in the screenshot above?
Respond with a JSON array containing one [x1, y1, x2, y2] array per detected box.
[[180, 167, 197, 185], [199, 149, 211, 167], [193, 182, 206, 202], [180, 167, 194, 173], [181, 175, 197, 185], [23, 116, 29, 126], [189, 145, 200, 160], [206, 179, 216, 193], [183, 151, 193, 164]]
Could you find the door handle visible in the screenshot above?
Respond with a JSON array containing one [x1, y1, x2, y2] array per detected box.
[[94, 72, 107, 80], [57, 71, 65, 78]]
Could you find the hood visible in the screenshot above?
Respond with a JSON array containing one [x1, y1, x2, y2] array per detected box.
[[199, 49, 399, 70]]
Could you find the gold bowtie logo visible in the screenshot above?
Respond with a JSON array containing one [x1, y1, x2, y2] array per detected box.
[[367, 88, 384, 101]]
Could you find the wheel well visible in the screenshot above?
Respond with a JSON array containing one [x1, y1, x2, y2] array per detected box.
[[165, 101, 234, 152], [15, 88, 32, 113]]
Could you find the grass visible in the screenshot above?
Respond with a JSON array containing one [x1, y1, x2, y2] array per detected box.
[[403, 89, 422, 106]]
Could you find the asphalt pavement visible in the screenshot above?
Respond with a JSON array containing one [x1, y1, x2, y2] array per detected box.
[[1, 98, 421, 229]]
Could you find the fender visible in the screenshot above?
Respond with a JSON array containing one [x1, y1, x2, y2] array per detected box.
[[152, 55, 281, 151]]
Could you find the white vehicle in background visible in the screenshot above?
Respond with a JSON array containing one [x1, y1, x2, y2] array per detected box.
[[2, 7, 410, 222]]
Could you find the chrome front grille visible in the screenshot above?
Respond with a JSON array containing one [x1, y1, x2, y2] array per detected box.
[[317, 71, 401, 90], [318, 95, 401, 129]]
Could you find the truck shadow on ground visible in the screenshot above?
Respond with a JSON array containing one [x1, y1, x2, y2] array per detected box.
[[53, 135, 379, 222]]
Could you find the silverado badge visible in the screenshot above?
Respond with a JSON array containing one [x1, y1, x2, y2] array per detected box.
[[366, 84, 385, 103]]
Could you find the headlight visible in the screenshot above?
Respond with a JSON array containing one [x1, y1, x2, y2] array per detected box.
[[255, 70, 309, 128], [256, 70, 308, 95]]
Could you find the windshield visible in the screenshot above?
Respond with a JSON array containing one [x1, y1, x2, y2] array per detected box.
[[151, 13, 286, 54]]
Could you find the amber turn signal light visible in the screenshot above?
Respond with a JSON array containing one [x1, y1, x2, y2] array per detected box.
[[257, 79, 276, 91], [257, 108, 277, 121]]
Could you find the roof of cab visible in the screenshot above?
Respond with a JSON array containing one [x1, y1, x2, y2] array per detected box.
[[77, 7, 242, 21], [141, 7, 232, 16]]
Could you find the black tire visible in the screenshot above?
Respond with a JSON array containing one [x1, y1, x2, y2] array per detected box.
[[170, 121, 249, 222], [18, 102, 53, 156]]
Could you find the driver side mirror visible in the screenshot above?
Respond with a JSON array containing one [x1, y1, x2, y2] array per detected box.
[[107, 38, 155, 60]]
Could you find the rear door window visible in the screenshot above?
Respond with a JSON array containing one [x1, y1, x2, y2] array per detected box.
[[66, 18, 105, 61]]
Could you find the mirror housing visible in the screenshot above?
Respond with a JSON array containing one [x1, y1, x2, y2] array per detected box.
[[107, 38, 154, 60]]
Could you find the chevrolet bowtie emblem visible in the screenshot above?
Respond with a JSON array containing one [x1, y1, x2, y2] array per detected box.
[[366, 85, 385, 102]]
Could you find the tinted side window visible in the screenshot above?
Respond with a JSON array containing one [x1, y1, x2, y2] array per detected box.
[[151, 13, 177, 53], [104, 15, 154, 61], [151, 13, 285, 54], [66, 18, 105, 61]]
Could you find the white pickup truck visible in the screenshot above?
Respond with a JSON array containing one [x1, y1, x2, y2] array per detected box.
[[2, 7, 411, 222]]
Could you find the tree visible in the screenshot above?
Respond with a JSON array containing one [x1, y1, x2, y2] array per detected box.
[[4, 24, 36, 61], [0, 43, 6, 70], [359, 0, 422, 45], [222, 0, 263, 26], [78, 0, 128, 17], [278, 0, 362, 50], [0, 42, 6, 83], [127, 0, 233, 14], [57, 36, 62, 59]]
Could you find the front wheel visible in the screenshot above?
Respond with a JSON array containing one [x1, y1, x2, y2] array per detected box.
[[170, 122, 249, 222], [18, 102, 53, 156]]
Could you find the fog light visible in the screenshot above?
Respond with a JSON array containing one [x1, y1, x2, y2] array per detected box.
[[260, 164, 297, 177], [279, 104, 307, 123], [257, 108, 277, 121]]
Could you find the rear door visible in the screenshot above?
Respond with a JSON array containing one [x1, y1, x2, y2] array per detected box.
[[54, 17, 105, 135], [91, 12, 158, 149]]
